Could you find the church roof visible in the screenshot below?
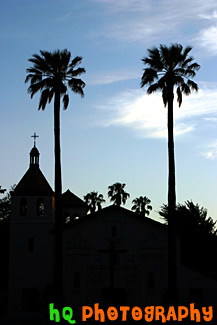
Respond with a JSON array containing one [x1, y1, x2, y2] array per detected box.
[[13, 165, 53, 196], [64, 204, 166, 230], [62, 189, 86, 208]]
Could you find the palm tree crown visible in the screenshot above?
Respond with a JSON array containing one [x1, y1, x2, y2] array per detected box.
[[25, 49, 85, 110], [84, 191, 106, 214], [108, 183, 130, 207], [131, 196, 152, 217], [141, 44, 200, 107]]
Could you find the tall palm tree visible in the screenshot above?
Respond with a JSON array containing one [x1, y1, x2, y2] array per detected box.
[[25, 49, 85, 303], [131, 196, 152, 217], [108, 182, 130, 207], [84, 191, 106, 213], [141, 44, 200, 304]]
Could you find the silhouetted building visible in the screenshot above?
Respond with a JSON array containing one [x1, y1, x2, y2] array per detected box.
[[8, 143, 54, 320], [8, 145, 217, 321]]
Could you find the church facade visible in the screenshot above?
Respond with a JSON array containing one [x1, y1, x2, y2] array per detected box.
[[8, 144, 217, 321]]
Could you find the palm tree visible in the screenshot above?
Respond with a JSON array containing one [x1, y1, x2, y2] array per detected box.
[[84, 191, 106, 213], [25, 49, 85, 303], [141, 44, 200, 304], [108, 182, 130, 207], [131, 196, 152, 217]]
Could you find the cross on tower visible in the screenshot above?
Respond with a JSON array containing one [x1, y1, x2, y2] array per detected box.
[[31, 132, 39, 147]]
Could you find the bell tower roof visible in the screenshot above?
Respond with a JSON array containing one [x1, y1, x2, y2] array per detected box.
[[13, 134, 53, 196]]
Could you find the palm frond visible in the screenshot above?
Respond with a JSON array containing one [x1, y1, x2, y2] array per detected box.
[[182, 69, 197, 78], [62, 94, 69, 110], [60, 49, 71, 69], [187, 79, 198, 91], [141, 68, 158, 87], [142, 48, 163, 71], [162, 87, 168, 107], [25, 73, 42, 84], [147, 82, 162, 94], [176, 87, 182, 107], [27, 81, 45, 98], [67, 67, 86, 77], [69, 56, 83, 69], [180, 56, 193, 68], [29, 53, 51, 73], [26, 67, 43, 75], [68, 78, 85, 97], [188, 62, 200, 71], [48, 89, 54, 103], [181, 83, 191, 96], [38, 88, 50, 110], [181, 46, 192, 60]]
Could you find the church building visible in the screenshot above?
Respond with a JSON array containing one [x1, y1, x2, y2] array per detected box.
[[8, 142, 217, 321]]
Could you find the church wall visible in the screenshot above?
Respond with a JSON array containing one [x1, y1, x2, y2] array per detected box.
[[63, 207, 169, 306], [8, 194, 54, 319], [63, 207, 217, 311]]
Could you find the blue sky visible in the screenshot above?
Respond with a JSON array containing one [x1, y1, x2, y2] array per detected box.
[[0, 0, 217, 222]]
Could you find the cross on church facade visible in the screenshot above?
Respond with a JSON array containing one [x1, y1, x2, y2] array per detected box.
[[98, 240, 127, 289], [31, 132, 39, 147]]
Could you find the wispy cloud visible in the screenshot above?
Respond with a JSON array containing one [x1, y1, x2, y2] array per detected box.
[[93, 0, 151, 13], [203, 117, 217, 122], [92, 0, 217, 56], [199, 10, 217, 20], [197, 25, 217, 55], [95, 86, 217, 141], [87, 69, 140, 85], [202, 141, 217, 159]]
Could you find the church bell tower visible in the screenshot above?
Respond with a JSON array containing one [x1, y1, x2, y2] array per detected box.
[[8, 134, 55, 320]]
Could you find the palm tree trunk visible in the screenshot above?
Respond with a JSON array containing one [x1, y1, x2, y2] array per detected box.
[[167, 85, 177, 305], [54, 88, 63, 304]]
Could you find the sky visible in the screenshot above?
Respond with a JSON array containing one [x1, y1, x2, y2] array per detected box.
[[0, 0, 217, 222]]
